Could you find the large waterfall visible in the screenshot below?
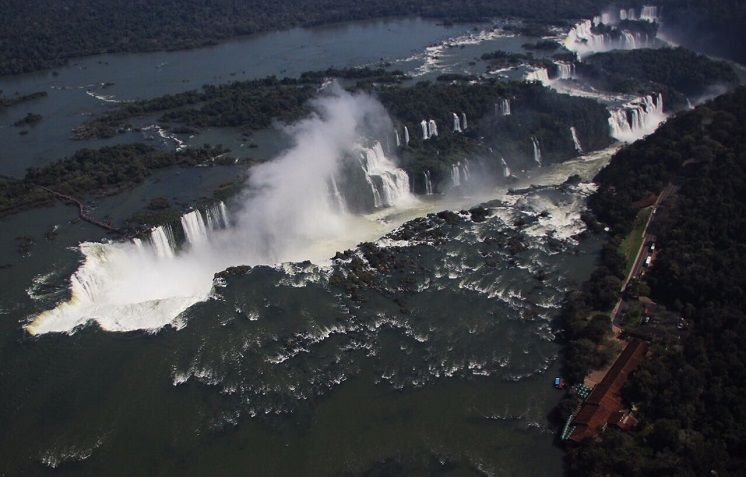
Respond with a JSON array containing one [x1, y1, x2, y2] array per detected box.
[[421, 120, 428, 140], [640, 6, 659, 23], [357, 142, 412, 208], [453, 113, 462, 133], [556, 62, 575, 80], [26, 87, 419, 336], [608, 93, 665, 142]]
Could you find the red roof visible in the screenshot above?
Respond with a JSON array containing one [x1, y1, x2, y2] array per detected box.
[[567, 339, 648, 442]]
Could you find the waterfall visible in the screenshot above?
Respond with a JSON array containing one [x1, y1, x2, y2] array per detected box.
[[329, 176, 346, 213], [205, 202, 229, 231], [423, 171, 434, 195], [526, 68, 550, 85], [181, 210, 210, 248], [531, 137, 542, 167], [608, 93, 665, 142], [149, 224, 176, 259], [461, 113, 467, 130], [403, 126, 410, 145], [420, 120, 428, 140], [428, 119, 438, 138], [563, 18, 655, 59], [453, 113, 462, 133], [451, 163, 461, 187], [501, 158, 511, 178], [556, 62, 575, 80], [570, 126, 584, 153], [498, 99, 511, 116], [395, 129, 401, 147], [640, 6, 658, 22], [620, 8, 636, 21], [358, 142, 412, 208]]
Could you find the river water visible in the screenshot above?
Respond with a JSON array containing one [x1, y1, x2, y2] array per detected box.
[[0, 17, 613, 476]]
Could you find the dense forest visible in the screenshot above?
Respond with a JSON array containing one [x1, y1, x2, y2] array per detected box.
[[0, 143, 230, 217], [1, 0, 745, 77], [579, 47, 740, 111], [564, 87, 746, 476]]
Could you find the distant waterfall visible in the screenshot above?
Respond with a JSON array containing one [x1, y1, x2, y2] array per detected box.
[[564, 18, 655, 59], [556, 62, 575, 80], [620, 8, 636, 21], [608, 93, 665, 142], [498, 99, 511, 116], [570, 126, 584, 153], [395, 129, 401, 147], [501, 158, 511, 178], [527, 68, 550, 84], [428, 119, 438, 138], [358, 142, 411, 208], [461, 113, 467, 130], [450, 160, 471, 188], [420, 120, 428, 140], [531, 137, 542, 166], [423, 171, 434, 195], [403, 126, 410, 145], [146, 201, 230, 257], [640, 6, 659, 22], [453, 113, 462, 133]]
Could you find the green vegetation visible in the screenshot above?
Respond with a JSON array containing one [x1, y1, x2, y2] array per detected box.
[[72, 68, 406, 140], [566, 86, 746, 476], [619, 207, 651, 278], [579, 47, 740, 111], [0, 143, 230, 217]]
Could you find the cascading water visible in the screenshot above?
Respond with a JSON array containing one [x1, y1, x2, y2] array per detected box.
[[428, 119, 438, 138], [640, 6, 659, 23], [461, 113, 467, 131], [527, 68, 550, 84], [453, 113, 462, 133], [570, 126, 584, 153], [608, 93, 665, 142], [357, 142, 412, 208], [620, 8, 636, 21], [181, 210, 209, 248], [556, 62, 575, 80], [451, 163, 461, 187], [403, 126, 410, 145], [395, 129, 401, 147], [531, 137, 542, 167], [501, 158, 511, 178], [498, 99, 511, 116], [423, 171, 434, 195], [563, 18, 656, 60], [149, 225, 176, 259], [26, 87, 418, 336], [421, 120, 429, 140]]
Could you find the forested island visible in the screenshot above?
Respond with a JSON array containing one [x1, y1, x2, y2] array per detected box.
[[559, 87, 746, 476], [1, 0, 745, 76]]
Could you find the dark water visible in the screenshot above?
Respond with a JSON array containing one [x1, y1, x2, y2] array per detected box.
[[0, 17, 607, 477]]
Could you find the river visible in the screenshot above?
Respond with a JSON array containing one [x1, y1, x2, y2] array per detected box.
[[0, 16, 614, 477]]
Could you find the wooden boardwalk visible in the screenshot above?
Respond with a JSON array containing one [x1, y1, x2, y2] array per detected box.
[[36, 185, 120, 233]]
